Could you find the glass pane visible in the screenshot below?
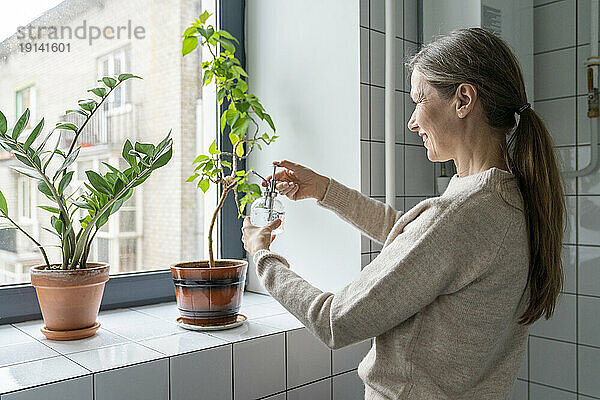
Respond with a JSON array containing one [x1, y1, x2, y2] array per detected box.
[[0, 1, 212, 284]]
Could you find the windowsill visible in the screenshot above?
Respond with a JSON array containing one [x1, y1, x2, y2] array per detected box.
[[0, 291, 305, 395]]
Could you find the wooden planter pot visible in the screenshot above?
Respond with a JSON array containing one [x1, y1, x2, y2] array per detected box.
[[170, 259, 248, 326], [30, 263, 110, 340]]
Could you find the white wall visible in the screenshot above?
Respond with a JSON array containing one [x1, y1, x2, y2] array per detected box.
[[244, 0, 361, 293]]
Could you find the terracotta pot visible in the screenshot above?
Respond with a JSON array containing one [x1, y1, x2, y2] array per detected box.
[[30, 263, 109, 335], [171, 259, 247, 326]]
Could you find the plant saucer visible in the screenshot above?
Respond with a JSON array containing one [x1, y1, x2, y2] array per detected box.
[[41, 321, 101, 341], [176, 314, 247, 331]]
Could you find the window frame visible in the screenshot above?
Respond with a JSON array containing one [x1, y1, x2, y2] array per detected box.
[[0, 0, 246, 325]]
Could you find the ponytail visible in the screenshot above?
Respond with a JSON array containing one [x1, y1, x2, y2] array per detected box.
[[507, 108, 565, 325]]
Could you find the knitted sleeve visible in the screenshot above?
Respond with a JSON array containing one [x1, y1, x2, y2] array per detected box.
[[316, 177, 404, 244]]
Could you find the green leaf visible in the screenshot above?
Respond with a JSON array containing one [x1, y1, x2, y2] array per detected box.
[[88, 87, 107, 98], [53, 146, 80, 181], [236, 170, 246, 176], [58, 171, 74, 194], [102, 162, 129, 184], [12, 109, 30, 140], [78, 99, 97, 112], [85, 171, 113, 196], [229, 132, 240, 147], [24, 118, 44, 151], [214, 37, 235, 53], [0, 190, 7, 214], [199, 178, 210, 193], [182, 26, 197, 38], [235, 142, 244, 157], [182, 36, 199, 56], [232, 65, 247, 77], [198, 10, 211, 24], [186, 173, 199, 182], [0, 110, 6, 135], [221, 160, 231, 168], [55, 122, 78, 131], [102, 77, 117, 89], [11, 166, 42, 180], [220, 112, 227, 133], [38, 180, 55, 200], [264, 114, 276, 132], [208, 139, 218, 155], [193, 154, 209, 164], [66, 109, 88, 117], [38, 205, 59, 214], [134, 142, 155, 157], [151, 147, 172, 170], [231, 117, 249, 137], [216, 30, 239, 44], [117, 73, 142, 82], [122, 140, 137, 167], [202, 70, 214, 86]]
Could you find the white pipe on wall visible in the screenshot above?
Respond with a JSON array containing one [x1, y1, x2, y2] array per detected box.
[[385, 0, 396, 207], [564, 0, 599, 178]]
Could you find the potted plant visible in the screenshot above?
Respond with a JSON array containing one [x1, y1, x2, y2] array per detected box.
[[0, 74, 173, 340], [171, 11, 279, 328]]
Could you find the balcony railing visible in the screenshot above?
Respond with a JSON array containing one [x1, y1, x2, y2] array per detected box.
[[59, 103, 141, 149]]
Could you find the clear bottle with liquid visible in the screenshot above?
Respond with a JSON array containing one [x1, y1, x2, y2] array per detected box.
[[250, 192, 285, 234]]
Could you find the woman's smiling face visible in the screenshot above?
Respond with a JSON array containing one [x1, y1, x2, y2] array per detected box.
[[407, 68, 461, 163]]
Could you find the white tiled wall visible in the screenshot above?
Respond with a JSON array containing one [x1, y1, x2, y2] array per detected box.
[[360, 0, 438, 262], [516, 0, 600, 399]]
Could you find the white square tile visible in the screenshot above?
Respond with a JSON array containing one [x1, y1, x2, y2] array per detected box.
[[395, 196, 404, 212], [332, 339, 372, 374], [254, 313, 305, 331], [361, 84, 370, 140], [535, 98, 576, 146], [403, 40, 418, 90], [66, 342, 164, 372], [555, 147, 575, 195], [578, 295, 600, 347], [577, 145, 600, 194], [360, 0, 369, 27], [404, 146, 434, 196], [263, 393, 286, 400], [395, 90, 404, 142], [205, 320, 284, 343], [288, 378, 331, 400], [98, 309, 181, 341], [403, 0, 418, 42], [3, 375, 92, 400], [370, 86, 385, 141], [510, 379, 527, 400], [564, 196, 576, 244], [240, 302, 288, 320], [170, 345, 232, 400], [94, 359, 168, 400], [578, 195, 600, 245], [361, 254, 370, 270], [370, 0, 385, 32], [139, 332, 228, 357], [405, 196, 425, 209], [395, 38, 404, 91], [529, 381, 576, 400], [286, 328, 331, 389], [395, 144, 405, 195], [0, 356, 90, 394], [404, 93, 419, 145], [396, 0, 404, 40], [13, 320, 131, 355], [241, 291, 278, 306], [533, 0, 575, 53], [0, 340, 60, 368], [233, 333, 285, 400], [130, 301, 179, 322], [360, 27, 370, 84], [578, 245, 600, 296], [371, 238, 383, 252], [530, 293, 576, 342], [529, 336, 576, 391], [370, 142, 385, 197], [561, 245, 576, 293], [361, 141, 371, 196], [579, 344, 600, 397], [0, 326, 36, 347], [534, 48, 575, 101], [333, 369, 365, 400], [370, 30, 385, 87]]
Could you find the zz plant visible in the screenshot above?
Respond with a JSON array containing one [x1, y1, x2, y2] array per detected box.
[[0, 74, 173, 270], [182, 11, 279, 267]]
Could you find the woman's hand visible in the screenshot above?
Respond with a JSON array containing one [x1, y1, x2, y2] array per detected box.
[[241, 216, 282, 257], [266, 160, 330, 201]]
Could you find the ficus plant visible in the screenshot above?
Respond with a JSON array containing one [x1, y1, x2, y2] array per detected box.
[[0, 74, 173, 270], [182, 11, 279, 267]]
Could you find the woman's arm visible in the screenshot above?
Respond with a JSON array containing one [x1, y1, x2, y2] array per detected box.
[[316, 177, 404, 245]]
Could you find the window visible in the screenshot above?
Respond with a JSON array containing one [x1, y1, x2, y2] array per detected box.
[[0, 0, 243, 324]]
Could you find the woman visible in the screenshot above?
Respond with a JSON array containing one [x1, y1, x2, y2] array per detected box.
[[241, 27, 565, 399]]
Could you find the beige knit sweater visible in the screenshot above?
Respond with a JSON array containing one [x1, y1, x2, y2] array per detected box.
[[253, 167, 530, 399]]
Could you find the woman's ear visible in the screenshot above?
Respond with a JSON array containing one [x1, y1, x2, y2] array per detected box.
[[455, 83, 477, 118]]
